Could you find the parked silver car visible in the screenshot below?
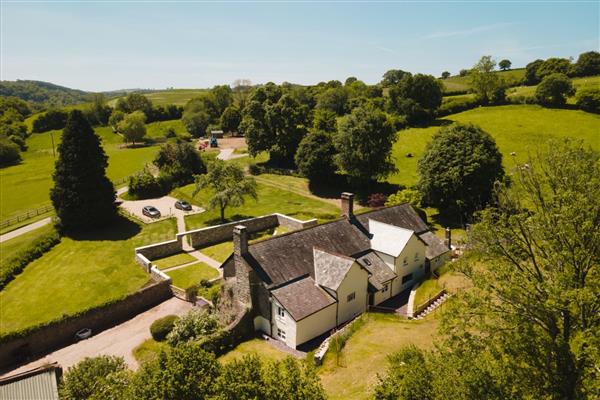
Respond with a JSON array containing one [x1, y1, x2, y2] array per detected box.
[[142, 205, 161, 218]]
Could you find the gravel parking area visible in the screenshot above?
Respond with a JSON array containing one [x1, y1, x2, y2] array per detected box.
[[118, 195, 204, 225]]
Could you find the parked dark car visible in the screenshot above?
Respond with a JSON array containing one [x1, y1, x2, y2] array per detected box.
[[174, 200, 192, 211], [142, 205, 161, 218]]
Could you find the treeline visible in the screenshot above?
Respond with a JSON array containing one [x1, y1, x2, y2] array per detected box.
[[0, 96, 33, 165]]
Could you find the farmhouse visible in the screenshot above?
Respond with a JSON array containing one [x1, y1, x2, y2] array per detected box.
[[222, 193, 450, 348]]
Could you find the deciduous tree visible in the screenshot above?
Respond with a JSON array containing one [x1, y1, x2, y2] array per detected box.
[[498, 59, 512, 71], [117, 111, 146, 145], [470, 56, 503, 104], [572, 50, 600, 77], [295, 130, 337, 182], [535, 73, 575, 106], [220, 105, 241, 134]]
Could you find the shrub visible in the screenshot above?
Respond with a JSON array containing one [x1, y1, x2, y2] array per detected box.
[[166, 310, 220, 346], [164, 126, 176, 138], [248, 163, 265, 175], [128, 170, 168, 199], [150, 315, 179, 342], [575, 88, 600, 113], [154, 140, 206, 187], [0, 135, 22, 166], [59, 356, 129, 400], [0, 227, 60, 290], [535, 73, 575, 106], [386, 188, 422, 208], [437, 96, 479, 116], [32, 109, 68, 133]]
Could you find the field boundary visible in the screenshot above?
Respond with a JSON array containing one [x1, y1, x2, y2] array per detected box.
[[0, 205, 53, 230]]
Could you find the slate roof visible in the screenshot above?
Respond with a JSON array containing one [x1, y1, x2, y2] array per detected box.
[[246, 203, 438, 288], [313, 248, 355, 291], [356, 251, 397, 291], [419, 231, 450, 259], [271, 277, 336, 321]]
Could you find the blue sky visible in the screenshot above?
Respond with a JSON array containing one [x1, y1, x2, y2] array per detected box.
[[1, 1, 598, 91]]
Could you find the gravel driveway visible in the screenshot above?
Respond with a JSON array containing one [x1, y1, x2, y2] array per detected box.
[[2, 298, 194, 376], [118, 195, 204, 228]]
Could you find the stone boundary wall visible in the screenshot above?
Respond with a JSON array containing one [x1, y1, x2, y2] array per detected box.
[[275, 213, 317, 231], [135, 253, 152, 272], [135, 237, 183, 261], [0, 280, 172, 371], [178, 215, 279, 248], [150, 266, 171, 283]]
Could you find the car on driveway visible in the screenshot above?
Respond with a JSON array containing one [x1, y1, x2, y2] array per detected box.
[[142, 205, 161, 218], [174, 200, 192, 211]]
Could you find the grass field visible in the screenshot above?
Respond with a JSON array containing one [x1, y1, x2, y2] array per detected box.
[[507, 75, 600, 103], [132, 338, 169, 364], [174, 182, 340, 230], [108, 89, 209, 107], [0, 217, 176, 335], [388, 104, 600, 187], [152, 252, 197, 270], [0, 224, 56, 270], [0, 122, 166, 220], [441, 68, 526, 93], [218, 338, 290, 364], [166, 262, 219, 289]]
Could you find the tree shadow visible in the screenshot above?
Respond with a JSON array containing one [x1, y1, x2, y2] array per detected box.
[[308, 175, 404, 206], [427, 208, 465, 232], [66, 214, 141, 241]]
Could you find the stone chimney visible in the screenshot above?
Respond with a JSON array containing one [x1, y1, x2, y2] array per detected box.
[[341, 192, 354, 219], [444, 227, 452, 250], [233, 225, 248, 256]]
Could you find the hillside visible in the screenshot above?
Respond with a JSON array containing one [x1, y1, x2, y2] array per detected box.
[[440, 68, 526, 94], [0, 80, 94, 107]]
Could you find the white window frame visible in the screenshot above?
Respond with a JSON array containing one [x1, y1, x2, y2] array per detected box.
[[277, 306, 285, 318], [277, 328, 286, 339], [347, 292, 356, 302]]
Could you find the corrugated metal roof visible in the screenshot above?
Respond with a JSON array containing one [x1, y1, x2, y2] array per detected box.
[[0, 367, 59, 400]]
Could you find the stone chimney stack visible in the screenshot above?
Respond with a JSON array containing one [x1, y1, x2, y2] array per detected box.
[[233, 225, 248, 256], [341, 192, 354, 219], [444, 227, 452, 250]]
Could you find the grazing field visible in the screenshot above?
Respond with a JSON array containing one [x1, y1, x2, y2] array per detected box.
[[108, 89, 208, 107], [0, 123, 166, 220], [0, 217, 176, 335], [388, 104, 600, 187], [175, 182, 340, 231], [166, 262, 219, 289], [441, 68, 526, 93], [507, 75, 600, 103]]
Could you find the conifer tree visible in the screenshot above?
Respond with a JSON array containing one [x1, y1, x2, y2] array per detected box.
[[50, 110, 116, 232]]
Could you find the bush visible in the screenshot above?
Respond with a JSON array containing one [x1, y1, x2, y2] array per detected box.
[[154, 140, 206, 187], [368, 193, 387, 208], [386, 188, 422, 208], [150, 315, 179, 342], [0, 135, 22, 166], [0, 228, 60, 290], [164, 126, 176, 138], [437, 96, 479, 116], [166, 310, 220, 346], [128, 170, 169, 199], [576, 88, 600, 113], [248, 163, 265, 175], [32, 109, 68, 133], [59, 356, 129, 400]]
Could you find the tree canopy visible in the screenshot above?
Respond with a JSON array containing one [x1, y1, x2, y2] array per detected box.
[[417, 123, 504, 218], [295, 130, 337, 182], [470, 56, 504, 104], [194, 160, 257, 222], [535, 73, 575, 106], [50, 110, 116, 232], [498, 59, 512, 70], [117, 111, 146, 145]]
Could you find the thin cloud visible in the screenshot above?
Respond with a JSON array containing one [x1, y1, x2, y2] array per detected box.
[[374, 44, 396, 54], [424, 22, 514, 39]]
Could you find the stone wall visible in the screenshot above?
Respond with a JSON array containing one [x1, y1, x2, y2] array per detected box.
[[179, 215, 279, 248], [0, 280, 172, 371], [135, 236, 183, 261], [136, 253, 152, 272], [275, 213, 317, 231]]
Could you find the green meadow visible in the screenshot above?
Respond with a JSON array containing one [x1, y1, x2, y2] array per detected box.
[[388, 104, 600, 188], [441, 68, 526, 93]]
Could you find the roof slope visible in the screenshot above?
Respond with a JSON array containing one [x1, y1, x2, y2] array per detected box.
[[369, 219, 415, 257], [420, 231, 450, 259], [357, 251, 397, 290], [271, 277, 336, 321], [314, 248, 355, 291]]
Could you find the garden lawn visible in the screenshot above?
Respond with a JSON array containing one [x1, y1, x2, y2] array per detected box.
[[166, 262, 219, 289], [218, 338, 289, 364], [0, 217, 176, 335], [175, 182, 339, 230], [0, 224, 56, 271], [318, 313, 439, 400], [388, 104, 600, 188], [0, 123, 168, 220], [152, 252, 197, 270]]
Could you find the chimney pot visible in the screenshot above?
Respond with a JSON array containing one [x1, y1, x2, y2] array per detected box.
[[341, 192, 354, 219], [233, 225, 248, 256]]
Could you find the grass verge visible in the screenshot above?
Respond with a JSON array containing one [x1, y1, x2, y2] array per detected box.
[[167, 262, 219, 289]]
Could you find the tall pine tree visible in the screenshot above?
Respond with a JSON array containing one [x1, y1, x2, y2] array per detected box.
[[51, 110, 116, 232]]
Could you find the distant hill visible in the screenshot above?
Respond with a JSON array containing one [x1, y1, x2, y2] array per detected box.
[[440, 68, 526, 94], [0, 80, 92, 107]]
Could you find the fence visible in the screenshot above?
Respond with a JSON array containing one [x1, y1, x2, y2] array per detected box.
[[0, 205, 54, 230]]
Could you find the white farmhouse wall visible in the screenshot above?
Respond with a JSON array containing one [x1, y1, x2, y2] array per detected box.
[[394, 234, 427, 292], [372, 281, 392, 305], [271, 298, 297, 348], [376, 251, 395, 271], [254, 315, 271, 336], [335, 263, 369, 325], [295, 303, 337, 347], [430, 252, 450, 271]]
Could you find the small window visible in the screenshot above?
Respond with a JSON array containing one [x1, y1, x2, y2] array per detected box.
[[364, 258, 372, 266], [347, 292, 356, 302], [403, 257, 408, 266], [277, 328, 286, 339], [414, 252, 420, 261], [382, 283, 389, 293], [277, 306, 285, 317], [402, 274, 413, 284]]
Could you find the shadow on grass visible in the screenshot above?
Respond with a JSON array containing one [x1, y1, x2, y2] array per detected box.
[[427, 208, 465, 232], [308, 175, 403, 206], [67, 215, 141, 241], [202, 214, 255, 227]]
